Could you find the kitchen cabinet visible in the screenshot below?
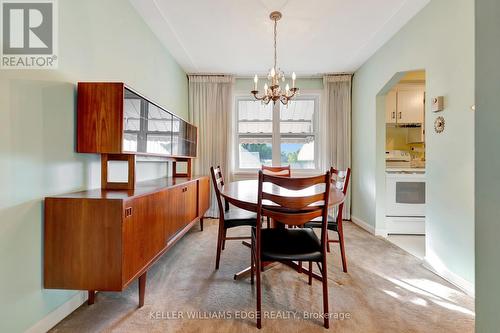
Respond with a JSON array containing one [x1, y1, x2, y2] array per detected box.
[[386, 90, 397, 124], [386, 84, 425, 125], [397, 87, 425, 124]]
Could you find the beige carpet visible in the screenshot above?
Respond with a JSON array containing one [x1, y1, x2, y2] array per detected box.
[[51, 219, 474, 333]]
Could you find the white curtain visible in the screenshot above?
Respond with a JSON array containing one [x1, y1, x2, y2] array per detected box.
[[323, 74, 352, 219], [188, 75, 233, 217]]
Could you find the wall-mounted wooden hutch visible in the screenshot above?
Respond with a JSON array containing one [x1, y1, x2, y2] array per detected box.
[[44, 82, 209, 308]]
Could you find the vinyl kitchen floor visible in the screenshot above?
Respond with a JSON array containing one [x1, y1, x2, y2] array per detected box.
[[386, 235, 426, 259]]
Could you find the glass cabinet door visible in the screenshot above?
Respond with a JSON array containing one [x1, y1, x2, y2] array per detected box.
[[172, 116, 181, 156], [123, 89, 145, 153], [123, 87, 196, 157], [146, 102, 172, 155]]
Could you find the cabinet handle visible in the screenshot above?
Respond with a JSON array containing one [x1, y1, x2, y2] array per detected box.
[[398, 112, 402, 119], [182, 187, 188, 193], [392, 111, 395, 119], [125, 207, 133, 217]]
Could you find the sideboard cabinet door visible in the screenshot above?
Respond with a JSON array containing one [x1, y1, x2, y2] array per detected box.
[[122, 191, 168, 285]]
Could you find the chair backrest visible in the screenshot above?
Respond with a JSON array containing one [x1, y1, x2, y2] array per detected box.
[[261, 165, 291, 177], [330, 167, 351, 224], [256, 170, 332, 246], [331, 167, 351, 195], [210, 166, 229, 215]]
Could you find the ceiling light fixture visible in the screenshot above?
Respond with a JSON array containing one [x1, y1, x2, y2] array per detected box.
[[251, 11, 299, 105]]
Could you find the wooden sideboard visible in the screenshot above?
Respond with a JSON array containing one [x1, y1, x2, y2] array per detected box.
[[44, 82, 207, 307], [44, 176, 210, 306]]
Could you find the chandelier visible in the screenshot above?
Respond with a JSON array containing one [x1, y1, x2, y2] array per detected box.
[[251, 11, 299, 105]]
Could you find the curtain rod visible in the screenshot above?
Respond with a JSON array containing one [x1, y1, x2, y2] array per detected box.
[[186, 73, 232, 76], [235, 72, 354, 79], [187, 72, 354, 79]]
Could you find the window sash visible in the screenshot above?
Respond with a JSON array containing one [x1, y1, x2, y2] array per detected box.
[[235, 95, 319, 171]]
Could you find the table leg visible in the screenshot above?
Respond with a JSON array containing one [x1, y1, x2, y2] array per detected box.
[[284, 261, 323, 282], [234, 262, 278, 280]]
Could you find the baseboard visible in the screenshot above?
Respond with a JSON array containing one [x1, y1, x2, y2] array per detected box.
[[25, 291, 87, 333], [423, 251, 475, 297], [351, 215, 387, 237], [351, 216, 473, 297]]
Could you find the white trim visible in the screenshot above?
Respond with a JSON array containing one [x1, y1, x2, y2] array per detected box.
[[25, 291, 87, 333], [352, 216, 474, 297], [423, 251, 475, 297], [351, 215, 374, 234], [351, 215, 387, 237]]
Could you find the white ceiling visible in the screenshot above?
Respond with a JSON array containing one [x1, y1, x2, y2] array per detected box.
[[129, 0, 430, 76]]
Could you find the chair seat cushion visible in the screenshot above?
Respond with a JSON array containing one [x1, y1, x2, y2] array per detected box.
[[223, 208, 257, 228], [304, 215, 338, 231], [253, 227, 323, 262]]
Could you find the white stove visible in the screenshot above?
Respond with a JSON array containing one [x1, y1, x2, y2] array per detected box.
[[385, 150, 426, 235], [386, 150, 411, 168]]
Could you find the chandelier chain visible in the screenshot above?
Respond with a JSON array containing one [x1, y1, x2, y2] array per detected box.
[[274, 18, 277, 71]]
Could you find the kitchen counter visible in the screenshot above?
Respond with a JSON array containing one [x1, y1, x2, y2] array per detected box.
[[386, 168, 425, 173]]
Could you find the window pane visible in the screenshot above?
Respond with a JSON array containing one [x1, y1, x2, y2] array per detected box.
[[239, 139, 272, 169], [280, 99, 314, 134], [238, 100, 273, 134], [280, 136, 315, 169]]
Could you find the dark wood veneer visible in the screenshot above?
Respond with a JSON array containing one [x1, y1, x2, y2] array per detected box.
[[77, 82, 124, 153]]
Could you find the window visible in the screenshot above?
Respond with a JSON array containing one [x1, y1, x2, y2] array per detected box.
[[235, 95, 319, 171]]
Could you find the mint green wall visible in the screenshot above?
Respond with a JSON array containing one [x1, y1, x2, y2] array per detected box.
[[352, 0, 475, 286], [0, 0, 188, 332], [475, 0, 500, 330]]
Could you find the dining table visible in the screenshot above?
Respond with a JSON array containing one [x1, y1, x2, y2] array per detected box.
[[219, 179, 346, 281]]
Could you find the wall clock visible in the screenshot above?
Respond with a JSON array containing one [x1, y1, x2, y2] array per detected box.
[[434, 116, 445, 133]]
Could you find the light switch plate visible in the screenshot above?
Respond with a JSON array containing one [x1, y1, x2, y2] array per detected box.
[[432, 96, 444, 112]]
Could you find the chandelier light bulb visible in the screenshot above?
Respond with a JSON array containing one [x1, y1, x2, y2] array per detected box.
[[264, 83, 268, 92], [286, 83, 290, 92], [254, 75, 258, 90]]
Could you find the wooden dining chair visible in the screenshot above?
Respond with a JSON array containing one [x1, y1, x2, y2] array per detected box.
[[261, 164, 291, 177], [251, 170, 332, 329], [304, 167, 351, 272], [261, 165, 291, 228], [210, 166, 257, 270]]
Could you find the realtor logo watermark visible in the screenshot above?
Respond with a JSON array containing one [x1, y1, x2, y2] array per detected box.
[[1, 0, 58, 69]]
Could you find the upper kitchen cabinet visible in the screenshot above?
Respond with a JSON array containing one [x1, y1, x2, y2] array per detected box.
[[77, 82, 197, 158], [386, 90, 397, 124], [397, 85, 425, 124], [386, 84, 425, 125]]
